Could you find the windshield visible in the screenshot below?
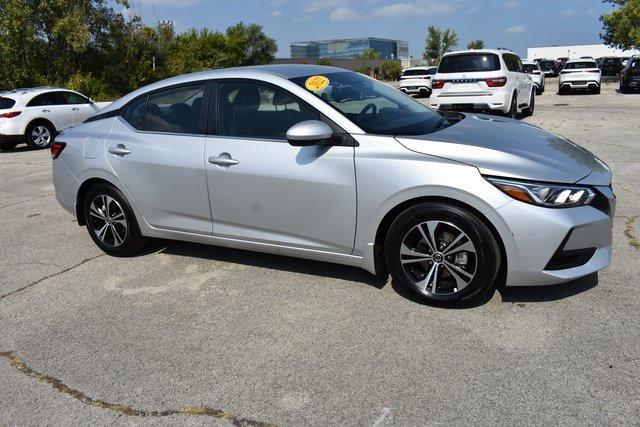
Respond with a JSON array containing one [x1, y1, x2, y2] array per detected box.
[[0, 97, 15, 110], [402, 68, 436, 77], [564, 61, 597, 70], [290, 71, 443, 136], [438, 53, 500, 73]]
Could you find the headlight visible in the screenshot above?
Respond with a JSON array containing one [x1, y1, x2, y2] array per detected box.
[[487, 177, 596, 208]]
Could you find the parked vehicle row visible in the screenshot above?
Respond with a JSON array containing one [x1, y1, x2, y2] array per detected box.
[[0, 87, 110, 150], [429, 48, 535, 118], [52, 64, 615, 305]]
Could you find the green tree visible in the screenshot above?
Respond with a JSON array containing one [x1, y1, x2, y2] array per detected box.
[[467, 39, 485, 50], [226, 22, 277, 65], [316, 58, 334, 66], [600, 0, 640, 50], [354, 48, 381, 60], [380, 60, 402, 81], [423, 26, 458, 65]]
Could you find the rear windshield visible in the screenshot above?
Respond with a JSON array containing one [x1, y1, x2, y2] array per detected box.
[[0, 97, 15, 110], [564, 62, 597, 70], [539, 61, 555, 70], [522, 64, 538, 73], [403, 69, 436, 77], [438, 54, 500, 73]]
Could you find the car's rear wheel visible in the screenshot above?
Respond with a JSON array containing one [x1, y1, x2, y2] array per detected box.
[[593, 85, 601, 95], [506, 93, 518, 119], [522, 90, 535, 117], [26, 122, 55, 149], [83, 183, 147, 256], [384, 202, 501, 305]]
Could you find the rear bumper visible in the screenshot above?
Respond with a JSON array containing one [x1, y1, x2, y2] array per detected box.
[[560, 80, 600, 89], [431, 90, 510, 114], [399, 86, 431, 95]]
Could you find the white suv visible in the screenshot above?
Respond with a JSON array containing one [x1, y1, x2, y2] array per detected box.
[[0, 87, 110, 150], [398, 66, 438, 97], [430, 49, 535, 118], [558, 58, 602, 95]]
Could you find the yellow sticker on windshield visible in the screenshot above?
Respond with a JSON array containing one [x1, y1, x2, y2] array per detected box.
[[305, 75, 330, 92]]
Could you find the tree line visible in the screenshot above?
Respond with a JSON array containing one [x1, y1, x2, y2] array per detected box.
[[0, 0, 277, 100]]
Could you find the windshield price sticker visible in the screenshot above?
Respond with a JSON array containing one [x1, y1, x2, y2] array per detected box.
[[305, 75, 330, 92]]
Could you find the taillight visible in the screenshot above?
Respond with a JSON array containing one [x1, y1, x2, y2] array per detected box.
[[51, 142, 66, 159], [432, 79, 445, 89], [485, 77, 507, 87], [0, 111, 21, 118]]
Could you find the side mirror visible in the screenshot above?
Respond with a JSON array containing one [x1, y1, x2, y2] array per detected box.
[[286, 120, 334, 146]]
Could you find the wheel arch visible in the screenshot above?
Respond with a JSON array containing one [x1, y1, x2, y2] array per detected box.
[[372, 196, 507, 279], [26, 118, 57, 136], [76, 177, 116, 225]]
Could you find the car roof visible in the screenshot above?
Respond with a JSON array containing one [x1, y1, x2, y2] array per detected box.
[[566, 58, 596, 63], [403, 66, 437, 71], [442, 49, 511, 57], [100, 64, 350, 114]]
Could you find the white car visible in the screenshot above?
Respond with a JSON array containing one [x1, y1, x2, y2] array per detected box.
[[559, 58, 602, 95], [522, 61, 546, 95], [0, 87, 111, 150], [430, 49, 535, 118], [398, 66, 438, 97]]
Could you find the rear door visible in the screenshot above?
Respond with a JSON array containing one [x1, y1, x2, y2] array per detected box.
[[26, 92, 73, 130], [204, 79, 357, 254], [105, 82, 212, 235]]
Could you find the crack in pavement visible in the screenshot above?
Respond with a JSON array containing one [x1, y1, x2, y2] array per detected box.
[[0, 254, 105, 302], [0, 351, 276, 426], [625, 216, 640, 252], [0, 194, 54, 212]]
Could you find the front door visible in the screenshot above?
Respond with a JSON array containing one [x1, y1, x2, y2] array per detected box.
[[105, 83, 212, 235], [205, 79, 357, 254]]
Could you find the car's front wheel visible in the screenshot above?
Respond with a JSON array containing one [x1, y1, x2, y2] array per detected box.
[[26, 121, 55, 149], [83, 183, 147, 256], [384, 202, 501, 305]]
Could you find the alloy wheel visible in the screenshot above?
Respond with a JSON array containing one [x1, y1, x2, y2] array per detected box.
[[88, 195, 128, 247], [399, 220, 477, 296], [31, 125, 52, 147]]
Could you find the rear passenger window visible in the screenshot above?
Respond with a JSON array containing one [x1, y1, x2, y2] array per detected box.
[[218, 81, 319, 139], [123, 96, 146, 130], [27, 93, 61, 107], [145, 84, 205, 134]]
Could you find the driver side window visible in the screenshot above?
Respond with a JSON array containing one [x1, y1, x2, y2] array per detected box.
[[217, 81, 319, 140]]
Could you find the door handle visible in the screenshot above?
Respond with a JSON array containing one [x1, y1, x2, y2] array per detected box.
[[42, 109, 50, 113], [209, 153, 239, 167], [72, 107, 80, 111], [109, 144, 131, 156]]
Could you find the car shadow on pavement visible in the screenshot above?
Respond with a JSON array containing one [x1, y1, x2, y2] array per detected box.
[[150, 239, 389, 289], [0, 146, 32, 153]]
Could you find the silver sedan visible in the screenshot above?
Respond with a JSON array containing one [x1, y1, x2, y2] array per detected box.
[[52, 65, 615, 304]]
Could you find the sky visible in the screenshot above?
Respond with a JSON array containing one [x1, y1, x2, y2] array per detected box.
[[126, 0, 616, 58]]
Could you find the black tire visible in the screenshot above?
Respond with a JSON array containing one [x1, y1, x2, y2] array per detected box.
[[558, 86, 567, 95], [593, 85, 601, 95], [506, 92, 518, 119], [384, 202, 501, 305], [536, 84, 543, 96], [83, 183, 147, 256], [522, 90, 535, 117], [25, 121, 55, 149]]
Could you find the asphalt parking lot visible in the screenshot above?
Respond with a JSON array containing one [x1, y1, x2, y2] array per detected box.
[[1, 80, 639, 425]]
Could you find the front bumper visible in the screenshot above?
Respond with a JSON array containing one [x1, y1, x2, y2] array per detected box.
[[487, 186, 615, 286], [431, 90, 510, 114]]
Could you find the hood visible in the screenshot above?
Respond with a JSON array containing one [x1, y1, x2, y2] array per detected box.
[[396, 114, 597, 184]]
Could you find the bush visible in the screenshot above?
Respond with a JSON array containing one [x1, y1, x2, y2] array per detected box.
[[356, 66, 371, 76], [380, 60, 402, 81], [65, 72, 120, 102], [316, 58, 333, 66]]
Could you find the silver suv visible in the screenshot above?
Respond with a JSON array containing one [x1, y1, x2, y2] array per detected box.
[[53, 65, 614, 304]]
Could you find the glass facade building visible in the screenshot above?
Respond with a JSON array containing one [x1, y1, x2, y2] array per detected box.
[[291, 38, 409, 60]]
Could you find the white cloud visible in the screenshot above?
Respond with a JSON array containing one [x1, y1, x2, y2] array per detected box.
[[270, 9, 283, 17], [305, 0, 351, 13], [373, 1, 456, 18], [330, 6, 362, 20], [506, 25, 526, 33]]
